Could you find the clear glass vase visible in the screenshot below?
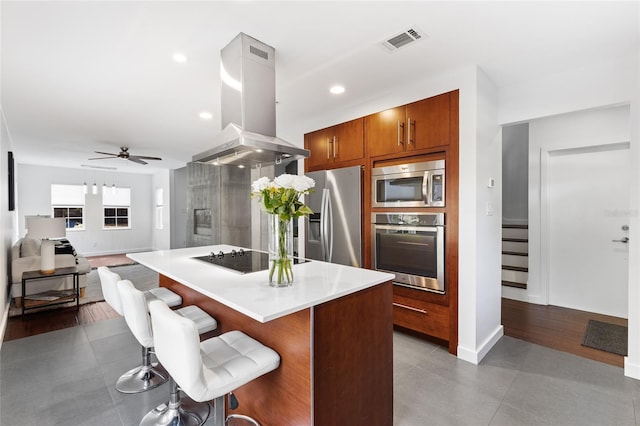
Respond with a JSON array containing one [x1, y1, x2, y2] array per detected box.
[[268, 214, 294, 287]]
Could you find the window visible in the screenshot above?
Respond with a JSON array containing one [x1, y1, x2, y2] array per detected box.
[[103, 187, 131, 229], [51, 184, 85, 230], [103, 207, 130, 228], [155, 188, 163, 230]]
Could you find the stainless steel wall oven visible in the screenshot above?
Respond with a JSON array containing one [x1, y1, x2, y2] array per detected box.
[[371, 212, 445, 293]]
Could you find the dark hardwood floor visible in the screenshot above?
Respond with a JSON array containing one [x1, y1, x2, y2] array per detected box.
[[502, 298, 626, 367], [3, 301, 119, 342]]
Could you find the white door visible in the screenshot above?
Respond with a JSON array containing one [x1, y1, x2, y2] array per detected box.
[[548, 143, 629, 318]]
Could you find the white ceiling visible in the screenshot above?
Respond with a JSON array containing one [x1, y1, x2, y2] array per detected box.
[[2, 1, 638, 173]]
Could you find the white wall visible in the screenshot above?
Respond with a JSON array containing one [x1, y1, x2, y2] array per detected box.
[[499, 51, 639, 379], [0, 107, 16, 343], [17, 164, 154, 256], [502, 123, 529, 224], [468, 68, 503, 362], [152, 169, 171, 250]]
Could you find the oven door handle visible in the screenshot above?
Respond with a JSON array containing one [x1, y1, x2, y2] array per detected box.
[[373, 224, 441, 233]]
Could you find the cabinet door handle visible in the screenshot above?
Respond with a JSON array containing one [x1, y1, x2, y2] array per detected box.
[[397, 121, 405, 146], [393, 302, 427, 315], [408, 117, 415, 145], [333, 136, 337, 159], [326, 138, 331, 159]]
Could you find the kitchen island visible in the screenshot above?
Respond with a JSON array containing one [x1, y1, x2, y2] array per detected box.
[[128, 245, 394, 426]]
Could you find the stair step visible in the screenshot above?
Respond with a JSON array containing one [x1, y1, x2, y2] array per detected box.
[[502, 280, 527, 289], [503, 241, 529, 254], [502, 238, 528, 243], [502, 224, 528, 229], [502, 265, 528, 272], [502, 251, 528, 256]]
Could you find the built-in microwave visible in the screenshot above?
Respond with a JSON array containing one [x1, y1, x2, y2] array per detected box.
[[372, 160, 445, 208]]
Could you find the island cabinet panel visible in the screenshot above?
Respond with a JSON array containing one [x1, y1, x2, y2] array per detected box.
[[365, 91, 453, 158], [314, 281, 393, 426], [392, 292, 450, 341], [304, 118, 364, 170], [159, 275, 393, 426]]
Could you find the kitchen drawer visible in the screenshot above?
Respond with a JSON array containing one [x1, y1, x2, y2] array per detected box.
[[392, 294, 449, 340]]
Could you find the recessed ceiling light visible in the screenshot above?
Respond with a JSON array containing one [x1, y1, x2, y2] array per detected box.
[[330, 85, 345, 95], [199, 111, 213, 120], [172, 52, 187, 63]]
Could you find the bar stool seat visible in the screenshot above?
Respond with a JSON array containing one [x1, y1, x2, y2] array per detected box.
[[145, 287, 183, 307], [98, 266, 183, 313], [117, 279, 218, 395], [146, 300, 280, 426]]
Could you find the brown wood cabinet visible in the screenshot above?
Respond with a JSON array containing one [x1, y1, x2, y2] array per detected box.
[[304, 118, 364, 169], [365, 92, 452, 157], [304, 89, 459, 354], [392, 292, 450, 341]]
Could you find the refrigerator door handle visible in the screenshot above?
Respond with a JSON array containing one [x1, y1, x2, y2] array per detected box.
[[320, 188, 328, 261], [326, 188, 334, 262]]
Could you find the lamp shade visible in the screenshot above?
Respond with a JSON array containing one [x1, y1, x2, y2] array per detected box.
[[26, 217, 66, 239], [25, 217, 66, 274]]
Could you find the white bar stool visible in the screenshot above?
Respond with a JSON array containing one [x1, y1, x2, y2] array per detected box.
[[97, 266, 188, 394], [146, 300, 280, 426], [117, 280, 218, 397]]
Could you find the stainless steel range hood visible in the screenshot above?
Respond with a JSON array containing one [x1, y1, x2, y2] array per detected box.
[[193, 33, 309, 168]]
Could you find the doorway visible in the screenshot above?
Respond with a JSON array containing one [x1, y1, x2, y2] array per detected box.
[[542, 142, 630, 318]]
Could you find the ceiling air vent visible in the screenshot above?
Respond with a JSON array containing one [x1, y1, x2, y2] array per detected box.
[[381, 27, 426, 52], [249, 45, 269, 60]]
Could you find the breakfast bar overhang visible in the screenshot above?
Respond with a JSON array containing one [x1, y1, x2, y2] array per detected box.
[[128, 245, 395, 426]]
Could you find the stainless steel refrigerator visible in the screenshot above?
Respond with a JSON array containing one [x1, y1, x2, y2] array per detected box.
[[305, 165, 362, 267]]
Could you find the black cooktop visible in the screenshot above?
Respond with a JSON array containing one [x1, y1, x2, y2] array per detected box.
[[192, 249, 308, 275]]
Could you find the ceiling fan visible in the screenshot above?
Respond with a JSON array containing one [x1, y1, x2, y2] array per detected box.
[[89, 147, 162, 165]]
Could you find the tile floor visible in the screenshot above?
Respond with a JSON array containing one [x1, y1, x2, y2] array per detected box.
[[1, 317, 639, 425]]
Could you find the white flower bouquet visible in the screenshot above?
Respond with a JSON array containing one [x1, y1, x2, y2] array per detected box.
[[251, 174, 315, 285]]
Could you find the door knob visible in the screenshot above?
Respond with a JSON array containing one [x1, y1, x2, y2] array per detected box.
[[612, 237, 629, 243]]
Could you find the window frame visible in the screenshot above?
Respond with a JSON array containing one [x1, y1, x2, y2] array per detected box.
[[52, 205, 86, 231], [102, 205, 131, 230]]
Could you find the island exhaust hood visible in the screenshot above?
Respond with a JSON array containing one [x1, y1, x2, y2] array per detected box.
[[193, 33, 309, 168]]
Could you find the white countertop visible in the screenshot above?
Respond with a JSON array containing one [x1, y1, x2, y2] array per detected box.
[[127, 245, 395, 323]]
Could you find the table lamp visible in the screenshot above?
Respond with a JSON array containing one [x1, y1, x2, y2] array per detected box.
[[26, 216, 66, 274]]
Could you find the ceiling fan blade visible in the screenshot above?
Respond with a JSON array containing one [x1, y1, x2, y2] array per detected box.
[[130, 155, 162, 161], [93, 151, 118, 156], [128, 157, 148, 165], [88, 156, 117, 160]]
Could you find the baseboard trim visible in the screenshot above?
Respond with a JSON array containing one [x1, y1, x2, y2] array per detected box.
[[457, 325, 504, 365], [624, 357, 640, 380]]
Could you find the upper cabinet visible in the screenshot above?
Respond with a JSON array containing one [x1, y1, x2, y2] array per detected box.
[[365, 92, 452, 157], [304, 118, 364, 169]]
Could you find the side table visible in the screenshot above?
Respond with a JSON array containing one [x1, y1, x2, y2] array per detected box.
[[21, 266, 79, 319]]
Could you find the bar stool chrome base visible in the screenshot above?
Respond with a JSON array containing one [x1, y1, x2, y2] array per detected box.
[[116, 346, 168, 394], [225, 414, 260, 426], [140, 378, 211, 426]]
